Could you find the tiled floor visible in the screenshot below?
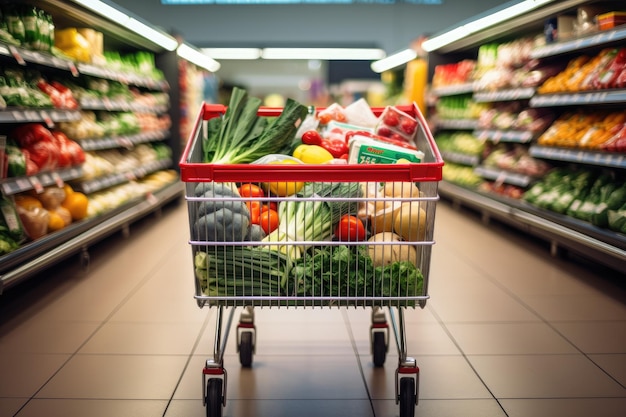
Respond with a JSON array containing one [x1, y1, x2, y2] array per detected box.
[[1, 197, 625, 417]]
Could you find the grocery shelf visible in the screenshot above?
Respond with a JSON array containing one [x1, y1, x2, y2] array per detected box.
[[439, 181, 626, 271], [530, 90, 626, 107], [441, 151, 480, 166], [474, 129, 535, 143], [435, 119, 478, 130], [529, 146, 626, 169], [531, 25, 626, 59], [1, 166, 84, 196], [430, 83, 475, 97], [0, 108, 82, 124], [473, 88, 536, 103], [80, 129, 170, 151], [474, 165, 534, 188], [0, 43, 78, 72], [79, 97, 169, 114], [75, 158, 173, 194], [77, 63, 169, 91], [0, 181, 183, 293]]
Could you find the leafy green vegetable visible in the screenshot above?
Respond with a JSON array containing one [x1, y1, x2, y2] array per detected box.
[[203, 87, 307, 164], [261, 182, 362, 258]]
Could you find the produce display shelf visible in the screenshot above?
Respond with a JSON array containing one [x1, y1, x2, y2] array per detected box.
[[530, 90, 626, 107], [529, 145, 626, 169], [0, 41, 169, 92], [75, 158, 173, 194], [473, 88, 536, 103], [474, 129, 535, 143], [530, 25, 626, 59], [0, 166, 84, 196], [431, 82, 475, 97], [0, 108, 82, 124], [0, 181, 183, 293], [439, 180, 626, 271], [0, 42, 78, 73], [80, 129, 170, 151], [436, 119, 478, 130], [474, 165, 534, 188], [79, 97, 169, 114], [77, 63, 169, 91], [441, 151, 480, 166]]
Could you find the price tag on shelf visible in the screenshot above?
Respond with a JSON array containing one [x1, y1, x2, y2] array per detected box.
[[8, 46, 26, 66], [68, 62, 79, 77], [40, 110, 54, 128], [51, 172, 64, 188], [15, 178, 31, 192], [494, 171, 507, 188], [146, 192, 158, 205], [12, 111, 25, 121], [29, 176, 44, 194]]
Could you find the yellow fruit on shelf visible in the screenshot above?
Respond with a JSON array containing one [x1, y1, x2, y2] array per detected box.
[[47, 210, 66, 232], [14, 195, 43, 210], [62, 192, 89, 221]]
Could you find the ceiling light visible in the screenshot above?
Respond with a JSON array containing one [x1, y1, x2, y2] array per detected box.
[[422, 0, 556, 52], [370, 48, 417, 73], [261, 48, 386, 60], [202, 48, 262, 60], [177, 43, 221, 72], [71, 0, 178, 51], [126, 18, 178, 51]]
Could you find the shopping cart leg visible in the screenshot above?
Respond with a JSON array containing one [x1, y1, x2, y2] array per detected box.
[[370, 306, 389, 367], [389, 307, 419, 417], [202, 305, 236, 417], [237, 305, 256, 367]]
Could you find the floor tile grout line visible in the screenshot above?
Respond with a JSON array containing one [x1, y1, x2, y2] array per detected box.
[[341, 308, 377, 417], [10, 239, 186, 417], [426, 303, 511, 417], [448, 247, 626, 390], [163, 305, 215, 416]]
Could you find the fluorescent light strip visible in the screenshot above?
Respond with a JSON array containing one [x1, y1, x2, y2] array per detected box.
[[370, 48, 417, 73], [177, 43, 221, 72], [71, 0, 178, 51], [203, 48, 262, 60], [422, 0, 556, 52], [261, 48, 386, 60]]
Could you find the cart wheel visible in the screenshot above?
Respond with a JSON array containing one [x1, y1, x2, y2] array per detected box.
[[372, 331, 386, 367], [239, 331, 254, 367], [205, 378, 223, 417], [399, 377, 416, 417]]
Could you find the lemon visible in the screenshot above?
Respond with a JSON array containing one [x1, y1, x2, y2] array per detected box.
[[267, 159, 304, 196]]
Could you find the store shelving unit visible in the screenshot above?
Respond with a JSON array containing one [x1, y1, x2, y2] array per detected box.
[[428, 0, 626, 271], [0, 0, 187, 293]]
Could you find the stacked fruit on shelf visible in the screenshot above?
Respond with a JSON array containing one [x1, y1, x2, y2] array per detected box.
[[436, 131, 484, 156], [435, 94, 489, 120], [86, 170, 178, 218], [483, 143, 552, 177], [442, 164, 484, 188], [537, 110, 626, 152], [538, 48, 626, 93], [79, 143, 171, 181], [431, 60, 476, 89], [524, 168, 626, 233], [473, 38, 564, 91], [478, 103, 555, 133], [2, 123, 85, 179]]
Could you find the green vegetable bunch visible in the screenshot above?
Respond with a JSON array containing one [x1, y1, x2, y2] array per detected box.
[[203, 87, 308, 164]]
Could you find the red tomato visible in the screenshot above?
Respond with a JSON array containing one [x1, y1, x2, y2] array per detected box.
[[400, 118, 417, 135], [239, 184, 265, 198], [261, 201, 278, 213], [259, 209, 280, 234], [334, 215, 366, 241], [246, 201, 262, 224], [383, 111, 399, 126], [301, 130, 322, 145]]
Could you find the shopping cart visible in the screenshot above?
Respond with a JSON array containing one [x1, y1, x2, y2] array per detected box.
[[180, 102, 443, 417]]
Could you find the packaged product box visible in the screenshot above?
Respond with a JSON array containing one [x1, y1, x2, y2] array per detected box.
[[598, 12, 626, 31]]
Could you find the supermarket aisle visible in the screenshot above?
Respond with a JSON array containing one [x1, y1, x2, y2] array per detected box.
[[1, 197, 625, 417]]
